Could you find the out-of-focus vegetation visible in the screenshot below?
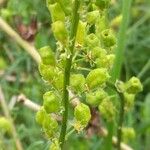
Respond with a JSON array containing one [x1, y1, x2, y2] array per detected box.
[[0, 0, 150, 150]]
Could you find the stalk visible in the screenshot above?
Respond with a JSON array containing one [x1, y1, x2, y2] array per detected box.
[[106, 1, 132, 150], [59, 0, 80, 148], [106, 82, 125, 150], [111, 0, 132, 82]]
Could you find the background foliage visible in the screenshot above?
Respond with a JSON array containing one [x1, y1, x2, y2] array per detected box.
[[0, 0, 150, 150]]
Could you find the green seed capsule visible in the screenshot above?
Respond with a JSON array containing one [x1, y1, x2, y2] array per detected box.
[[98, 98, 116, 121], [43, 91, 60, 113], [0, 117, 11, 134], [76, 21, 87, 46], [96, 15, 107, 33], [96, 54, 115, 69], [52, 21, 68, 44], [38, 63, 56, 81], [46, 0, 55, 5], [86, 89, 108, 106], [36, 107, 47, 125], [86, 68, 110, 89], [125, 77, 143, 94], [95, 0, 111, 10], [85, 33, 100, 49], [43, 114, 58, 138], [87, 10, 99, 24], [70, 74, 85, 93], [53, 72, 64, 90], [91, 47, 107, 59], [47, 3, 65, 22], [74, 103, 91, 127], [38, 46, 55, 66], [49, 139, 60, 150], [101, 29, 116, 47], [124, 92, 135, 111], [122, 127, 136, 143]]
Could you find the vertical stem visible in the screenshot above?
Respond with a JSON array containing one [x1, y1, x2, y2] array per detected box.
[[117, 95, 125, 150], [107, 0, 132, 150], [59, 0, 80, 149], [111, 0, 132, 82]]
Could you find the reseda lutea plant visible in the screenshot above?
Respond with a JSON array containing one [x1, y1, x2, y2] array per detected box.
[[35, 0, 143, 149]]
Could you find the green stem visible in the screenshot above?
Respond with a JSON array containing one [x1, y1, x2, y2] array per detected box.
[[106, 82, 125, 150], [107, 1, 132, 149], [59, 0, 80, 149], [111, 0, 132, 82]]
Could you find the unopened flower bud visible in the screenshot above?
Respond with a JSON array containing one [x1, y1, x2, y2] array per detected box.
[[43, 115, 58, 138], [47, 3, 65, 22], [74, 103, 91, 127], [122, 127, 136, 143], [91, 47, 107, 59], [39, 46, 56, 66], [76, 21, 87, 46], [86, 89, 108, 106], [124, 92, 135, 111], [125, 77, 143, 94], [70, 74, 85, 93], [36, 107, 47, 125], [87, 11, 99, 24], [86, 68, 110, 89], [96, 54, 115, 69], [98, 98, 116, 121], [85, 33, 100, 49], [95, 0, 111, 10], [101, 29, 116, 47], [49, 139, 60, 150], [0, 117, 11, 134], [39, 63, 56, 81], [52, 21, 68, 44], [43, 91, 60, 113]]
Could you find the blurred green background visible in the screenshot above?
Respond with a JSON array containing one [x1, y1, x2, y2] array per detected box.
[[0, 0, 150, 150]]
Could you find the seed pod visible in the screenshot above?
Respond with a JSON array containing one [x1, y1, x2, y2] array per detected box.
[[98, 98, 116, 121], [43, 91, 60, 113], [124, 92, 135, 111], [86, 68, 110, 89], [96, 15, 107, 33], [52, 21, 68, 44], [95, 0, 111, 10], [38, 46, 56, 66], [36, 107, 47, 125], [38, 63, 56, 81], [122, 127, 136, 143], [46, 0, 55, 5], [53, 72, 64, 90], [85, 33, 100, 49], [47, 3, 65, 22], [87, 10, 99, 24], [0, 117, 11, 134], [43, 114, 58, 138], [76, 21, 87, 46], [86, 89, 108, 106], [49, 139, 60, 150], [125, 77, 143, 94], [70, 74, 85, 93], [74, 103, 91, 127], [91, 47, 107, 59], [101, 29, 116, 47], [96, 54, 115, 69]]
